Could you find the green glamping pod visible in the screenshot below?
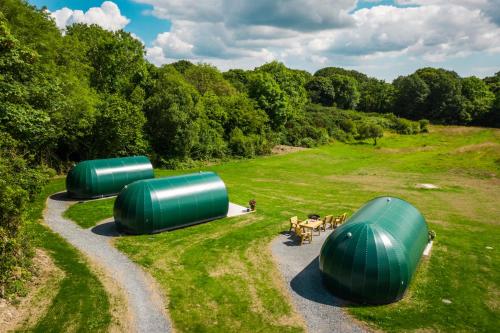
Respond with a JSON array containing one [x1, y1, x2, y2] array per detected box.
[[114, 172, 229, 234], [319, 196, 429, 304], [66, 156, 154, 199]]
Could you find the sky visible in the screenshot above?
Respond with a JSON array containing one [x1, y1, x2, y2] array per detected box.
[[28, 0, 500, 81]]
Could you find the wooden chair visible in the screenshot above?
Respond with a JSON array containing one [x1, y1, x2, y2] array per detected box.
[[294, 225, 312, 245], [332, 213, 347, 228], [321, 215, 333, 230], [289, 216, 301, 231]]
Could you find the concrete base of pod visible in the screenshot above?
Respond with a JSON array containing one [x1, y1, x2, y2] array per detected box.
[[423, 241, 433, 256], [227, 202, 254, 217]]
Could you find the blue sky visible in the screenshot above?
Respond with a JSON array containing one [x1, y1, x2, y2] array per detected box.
[[29, 0, 170, 44], [28, 0, 500, 81]]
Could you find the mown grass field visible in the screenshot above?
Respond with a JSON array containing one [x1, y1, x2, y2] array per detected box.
[[65, 126, 500, 332], [19, 179, 113, 332]]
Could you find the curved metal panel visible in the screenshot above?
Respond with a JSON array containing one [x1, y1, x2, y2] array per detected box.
[[114, 172, 229, 234], [66, 156, 154, 199], [319, 196, 428, 304]]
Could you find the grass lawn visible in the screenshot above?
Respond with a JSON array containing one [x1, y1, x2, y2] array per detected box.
[[64, 126, 500, 332], [19, 179, 113, 332], [63, 198, 116, 229]]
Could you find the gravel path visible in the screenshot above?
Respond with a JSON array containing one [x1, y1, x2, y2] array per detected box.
[[43, 193, 171, 333], [271, 229, 369, 333]]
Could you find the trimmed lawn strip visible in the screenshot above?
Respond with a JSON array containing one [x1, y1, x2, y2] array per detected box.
[[20, 179, 112, 332]]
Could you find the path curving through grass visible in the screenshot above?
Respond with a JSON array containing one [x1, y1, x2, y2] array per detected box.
[[43, 193, 171, 333]]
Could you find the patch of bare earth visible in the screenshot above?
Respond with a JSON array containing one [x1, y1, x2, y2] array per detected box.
[[379, 146, 436, 154], [272, 145, 308, 155], [485, 284, 499, 312], [0, 249, 64, 332], [433, 126, 484, 135], [453, 142, 500, 153]]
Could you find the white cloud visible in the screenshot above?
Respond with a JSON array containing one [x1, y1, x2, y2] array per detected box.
[[51, 1, 130, 32], [138, 0, 500, 79], [137, 0, 357, 30]]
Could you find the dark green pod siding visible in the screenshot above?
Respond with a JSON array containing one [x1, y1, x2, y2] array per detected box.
[[66, 156, 154, 199], [114, 172, 229, 234], [319, 196, 429, 304]]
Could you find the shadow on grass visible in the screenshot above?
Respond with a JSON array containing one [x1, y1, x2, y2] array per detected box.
[[91, 221, 122, 237], [50, 191, 117, 203], [50, 191, 76, 202], [290, 256, 358, 308]]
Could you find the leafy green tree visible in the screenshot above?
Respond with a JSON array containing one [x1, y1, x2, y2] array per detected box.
[[356, 122, 384, 145], [305, 76, 335, 106], [191, 118, 227, 159], [91, 95, 148, 157], [415, 68, 465, 123], [247, 71, 289, 129], [66, 24, 148, 99], [482, 72, 500, 127], [0, 0, 63, 73], [171, 60, 194, 74], [220, 93, 270, 138], [184, 63, 236, 96], [392, 74, 430, 119], [256, 61, 309, 114], [143, 66, 201, 159], [461, 76, 495, 122], [0, 16, 59, 159], [222, 69, 250, 93], [315, 67, 369, 83], [358, 78, 394, 114], [329, 74, 360, 109]]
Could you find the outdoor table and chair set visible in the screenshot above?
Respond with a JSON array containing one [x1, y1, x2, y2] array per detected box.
[[289, 213, 347, 245]]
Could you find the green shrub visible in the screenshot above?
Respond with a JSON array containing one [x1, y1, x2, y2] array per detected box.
[[393, 117, 419, 134], [356, 121, 384, 145], [0, 134, 50, 299], [229, 128, 256, 157], [419, 119, 430, 132]]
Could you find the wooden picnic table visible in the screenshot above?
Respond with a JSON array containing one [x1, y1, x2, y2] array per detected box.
[[299, 219, 322, 235]]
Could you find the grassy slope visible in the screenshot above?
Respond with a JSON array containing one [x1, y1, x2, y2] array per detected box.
[[20, 179, 112, 332], [65, 126, 500, 332]]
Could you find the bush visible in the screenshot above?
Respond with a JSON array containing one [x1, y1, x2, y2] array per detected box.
[[0, 135, 51, 299], [419, 119, 430, 132], [391, 117, 421, 134], [229, 128, 256, 157], [356, 122, 384, 145]]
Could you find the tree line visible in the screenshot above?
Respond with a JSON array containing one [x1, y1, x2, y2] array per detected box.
[[0, 0, 498, 299]]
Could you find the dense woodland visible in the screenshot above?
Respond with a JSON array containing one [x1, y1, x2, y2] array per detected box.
[[1, 0, 499, 298]]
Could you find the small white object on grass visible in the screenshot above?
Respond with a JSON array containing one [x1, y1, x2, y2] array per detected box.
[[442, 299, 452, 304], [415, 183, 440, 189], [486, 246, 493, 250]]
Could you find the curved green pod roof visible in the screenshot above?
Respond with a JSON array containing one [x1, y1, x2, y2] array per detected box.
[[114, 171, 229, 234], [319, 196, 429, 304], [66, 156, 154, 199]]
